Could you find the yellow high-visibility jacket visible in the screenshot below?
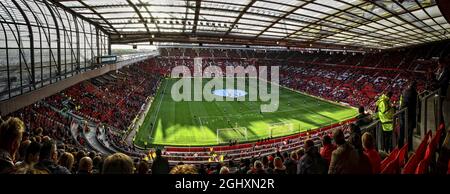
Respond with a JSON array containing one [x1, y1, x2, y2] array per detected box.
[[376, 94, 394, 131]]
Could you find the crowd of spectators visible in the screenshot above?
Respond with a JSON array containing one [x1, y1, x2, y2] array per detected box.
[[5, 114, 447, 174]]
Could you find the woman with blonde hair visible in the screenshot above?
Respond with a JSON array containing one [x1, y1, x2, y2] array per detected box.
[[58, 152, 75, 173], [170, 164, 198, 174]]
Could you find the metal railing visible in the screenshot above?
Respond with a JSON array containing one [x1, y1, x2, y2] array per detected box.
[[418, 89, 441, 140], [365, 107, 408, 151]]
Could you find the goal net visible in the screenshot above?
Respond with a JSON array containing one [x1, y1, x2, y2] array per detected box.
[[216, 127, 248, 144], [268, 122, 294, 137]]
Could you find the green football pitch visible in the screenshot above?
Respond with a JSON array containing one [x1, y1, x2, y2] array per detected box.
[[134, 78, 357, 147]]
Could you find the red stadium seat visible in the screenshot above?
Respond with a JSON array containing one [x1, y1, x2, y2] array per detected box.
[[415, 159, 429, 174], [381, 159, 399, 174], [448, 160, 450, 174], [381, 148, 399, 171], [397, 144, 409, 168], [402, 131, 432, 174], [424, 127, 443, 161]]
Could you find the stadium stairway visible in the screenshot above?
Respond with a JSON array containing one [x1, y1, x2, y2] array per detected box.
[[96, 129, 120, 153], [84, 125, 114, 154]]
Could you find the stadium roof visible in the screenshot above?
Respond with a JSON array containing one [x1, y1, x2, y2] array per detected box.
[[52, 0, 450, 50]]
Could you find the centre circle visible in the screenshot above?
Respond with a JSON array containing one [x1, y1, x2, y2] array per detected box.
[[212, 89, 247, 98]]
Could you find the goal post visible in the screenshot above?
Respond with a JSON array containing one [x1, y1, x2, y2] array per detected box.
[[268, 122, 294, 137], [216, 127, 248, 144]]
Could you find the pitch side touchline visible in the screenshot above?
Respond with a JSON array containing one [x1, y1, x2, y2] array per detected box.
[[148, 80, 168, 139]]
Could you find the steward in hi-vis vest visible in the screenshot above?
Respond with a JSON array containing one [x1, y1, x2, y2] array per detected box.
[[376, 92, 394, 132]]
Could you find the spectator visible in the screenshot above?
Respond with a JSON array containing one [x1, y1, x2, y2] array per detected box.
[[58, 152, 75, 173], [0, 117, 25, 174], [88, 152, 96, 160], [92, 156, 103, 174], [273, 157, 286, 174], [298, 139, 327, 174], [435, 57, 449, 99], [283, 152, 297, 174], [170, 164, 198, 174], [238, 159, 250, 174], [320, 135, 336, 167], [16, 140, 31, 165], [34, 127, 43, 137], [15, 141, 41, 174], [151, 149, 169, 174], [435, 58, 450, 131], [355, 106, 372, 128], [102, 153, 134, 174], [253, 160, 266, 174], [296, 148, 305, 159], [285, 151, 299, 174], [74, 150, 86, 170], [219, 166, 230, 174], [349, 131, 373, 174], [399, 81, 417, 151], [137, 160, 149, 174], [198, 164, 207, 175], [211, 163, 222, 174], [261, 156, 273, 174], [77, 157, 93, 174], [362, 132, 382, 174], [376, 91, 394, 152], [35, 139, 71, 174], [328, 129, 359, 174]]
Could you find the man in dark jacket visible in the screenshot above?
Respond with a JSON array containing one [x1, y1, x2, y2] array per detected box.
[[297, 140, 327, 174], [0, 117, 25, 174], [151, 149, 169, 174], [329, 129, 359, 174], [435, 58, 450, 128], [399, 81, 418, 151], [436, 57, 449, 98], [35, 139, 71, 174]]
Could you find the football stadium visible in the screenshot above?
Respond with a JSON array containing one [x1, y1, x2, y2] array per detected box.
[[0, 0, 450, 178]]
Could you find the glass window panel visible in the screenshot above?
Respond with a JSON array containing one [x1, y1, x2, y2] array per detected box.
[[207, 0, 251, 5], [304, 3, 338, 14], [294, 8, 326, 18], [253, 1, 296, 12], [399, 13, 417, 23], [265, 0, 299, 5], [60, 1, 84, 7], [266, 28, 295, 34], [238, 19, 271, 26], [424, 6, 441, 18], [314, 0, 348, 9], [83, 0, 128, 6], [434, 16, 447, 24], [273, 23, 300, 30], [202, 2, 244, 11]]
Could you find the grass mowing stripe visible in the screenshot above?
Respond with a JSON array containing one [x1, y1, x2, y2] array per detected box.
[[136, 78, 358, 146]]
